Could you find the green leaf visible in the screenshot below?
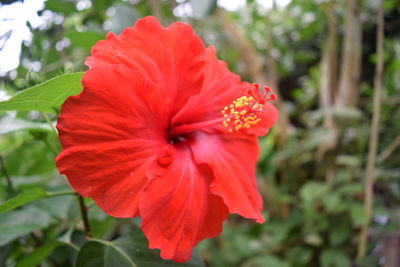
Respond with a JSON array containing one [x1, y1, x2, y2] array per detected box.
[[320, 249, 351, 267], [0, 188, 47, 214], [350, 203, 367, 226], [35, 195, 75, 220], [0, 206, 53, 246], [66, 30, 104, 51], [0, 188, 74, 214], [76, 240, 135, 267], [45, 0, 76, 14], [244, 254, 289, 267], [76, 228, 205, 267], [322, 193, 342, 213], [0, 72, 84, 113], [300, 182, 330, 205], [286, 246, 313, 266], [329, 222, 350, 247], [15, 241, 60, 267]]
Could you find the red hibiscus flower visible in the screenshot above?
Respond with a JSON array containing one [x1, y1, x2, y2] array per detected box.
[[56, 16, 278, 262]]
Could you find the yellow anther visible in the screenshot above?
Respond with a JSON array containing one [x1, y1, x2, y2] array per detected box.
[[220, 90, 267, 133]]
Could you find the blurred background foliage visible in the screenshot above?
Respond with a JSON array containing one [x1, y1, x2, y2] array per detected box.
[[0, 0, 399, 266]]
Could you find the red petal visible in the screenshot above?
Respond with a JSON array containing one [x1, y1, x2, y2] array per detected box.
[[172, 47, 246, 126], [246, 102, 279, 136], [189, 131, 265, 223], [56, 67, 167, 217], [172, 47, 278, 136], [86, 16, 206, 113], [139, 145, 229, 262]]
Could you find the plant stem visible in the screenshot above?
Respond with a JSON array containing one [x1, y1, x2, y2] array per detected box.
[[357, 0, 384, 259], [41, 112, 60, 155], [47, 190, 76, 197], [42, 112, 57, 134], [78, 195, 92, 238], [377, 135, 400, 163]]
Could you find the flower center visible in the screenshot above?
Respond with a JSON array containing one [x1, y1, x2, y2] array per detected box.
[[169, 83, 276, 136], [221, 83, 276, 132]]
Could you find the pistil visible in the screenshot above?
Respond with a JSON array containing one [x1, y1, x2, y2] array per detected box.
[[221, 83, 276, 132], [169, 84, 276, 136]]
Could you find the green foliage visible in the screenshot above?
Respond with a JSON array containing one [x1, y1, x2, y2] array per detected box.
[[0, 206, 53, 246], [320, 249, 351, 267], [15, 241, 61, 267], [0, 72, 84, 113], [0, 0, 399, 266], [66, 31, 105, 51], [77, 229, 205, 267], [0, 188, 74, 214], [0, 188, 47, 214]]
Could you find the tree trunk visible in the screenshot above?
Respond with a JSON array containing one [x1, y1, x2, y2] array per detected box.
[[317, 3, 339, 181], [383, 233, 400, 267], [336, 0, 362, 108], [319, 3, 338, 129]]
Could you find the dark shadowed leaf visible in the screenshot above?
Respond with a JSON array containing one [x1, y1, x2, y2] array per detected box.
[[0, 206, 52, 246], [15, 241, 61, 267], [320, 249, 351, 267], [76, 227, 205, 267], [243, 254, 289, 267]]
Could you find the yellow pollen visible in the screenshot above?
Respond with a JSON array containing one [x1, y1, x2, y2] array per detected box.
[[220, 94, 264, 132]]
